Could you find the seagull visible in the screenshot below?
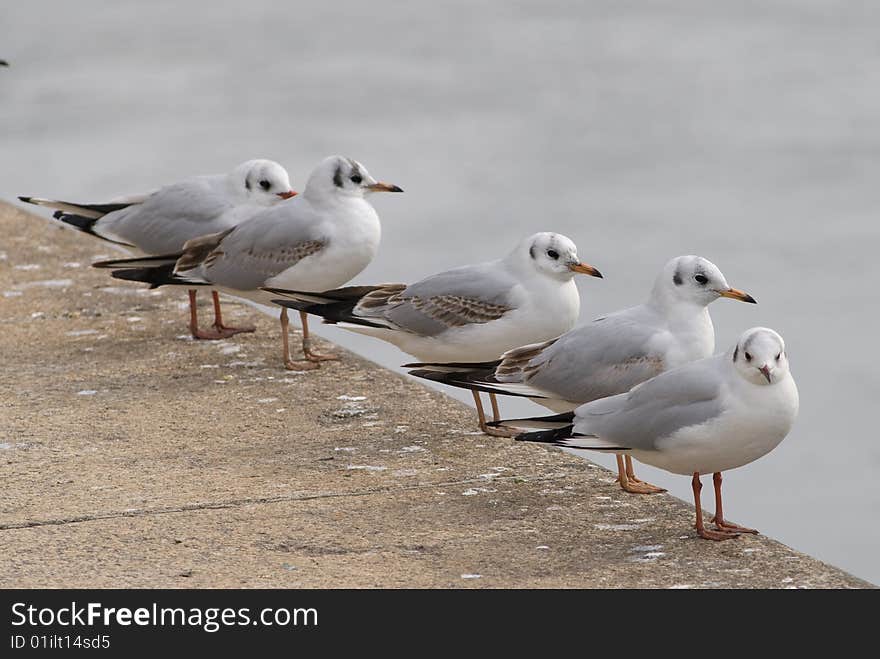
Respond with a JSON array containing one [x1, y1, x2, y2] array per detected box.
[[497, 327, 798, 540], [93, 155, 403, 369], [265, 232, 603, 427], [19, 159, 296, 339], [407, 255, 756, 494]]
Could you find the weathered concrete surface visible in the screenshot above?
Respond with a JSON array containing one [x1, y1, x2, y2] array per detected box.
[[0, 201, 872, 589]]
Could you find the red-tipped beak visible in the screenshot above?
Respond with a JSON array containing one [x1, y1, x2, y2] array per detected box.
[[277, 190, 297, 199], [758, 365, 772, 383]]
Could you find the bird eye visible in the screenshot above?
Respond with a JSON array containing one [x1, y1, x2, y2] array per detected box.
[[259, 179, 271, 190], [776, 352, 782, 361], [694, 274, 708, 285], [350, 174, 363, 184], [745, 352, 752, 362], [547, 249, 559, 260]]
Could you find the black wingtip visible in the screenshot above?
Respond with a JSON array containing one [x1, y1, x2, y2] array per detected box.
[[261, 286, 294, 296], [403, 359, 502, 370], [18, 195, 32, 203], [509, 424, 576, 445], [270, 298, 310, 310]]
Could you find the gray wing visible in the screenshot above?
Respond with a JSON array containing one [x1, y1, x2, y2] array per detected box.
[[97, 177, 235, 254], [572, 355, 726, 450], [357, 261, 517, 337], [197, 203, 326, 291], [510, 305, 668, 404]]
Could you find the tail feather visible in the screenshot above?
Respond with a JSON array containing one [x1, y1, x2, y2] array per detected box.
[[513, 423, 629, 452], [93, 254, 181, 269], [19, 196, 136, 246], [403, 359, 501, 371], [19, 196, 134, 218], [265, 284, 406, 329], [270, 297, 389, 329], [514, 424, 578, 445], [488, 411, 576, 431], [263, 285, 387, 304], [110, 265, 200, 289], [407, 364, 550, 400]]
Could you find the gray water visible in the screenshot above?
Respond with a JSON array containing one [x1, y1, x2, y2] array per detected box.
[[2, 1, 878, 585]]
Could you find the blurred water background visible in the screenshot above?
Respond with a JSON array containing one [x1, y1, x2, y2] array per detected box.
[[2, 1, 878, 583]]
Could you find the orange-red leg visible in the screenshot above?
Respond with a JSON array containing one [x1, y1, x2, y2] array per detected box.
[[710, 472, 758, 534], [624, 455, 665, 493], [489, 393, 501, 423], [472, 390, 516, 437], [188, 289, 229, 340], [615, 454, 665, 494], [281, 308, 318, 371], [210, 291, 255, 336], [299, 310, 338, 363], [693, 472, 740, 541]]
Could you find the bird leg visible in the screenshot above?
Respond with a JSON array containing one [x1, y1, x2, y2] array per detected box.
[[615, 454, 666, 494], [710, 472, 758, 534], [624, 455, 666, 493], [300, 311, 338, 362], [280, 308, 318, 370], [472, 390, 517, 437], [489, 393, 501, 423], [692, 472, 740, 541], [210, 290, 255, 336], [188, 289, 232, 340]]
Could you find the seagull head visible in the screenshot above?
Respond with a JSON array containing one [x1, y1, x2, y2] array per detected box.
[[303, 155, 403, 202], [653, 255, 756, 309], [233, 159, 297, 203], [512, 232, 602, 282], [732, 327, 789, 385]]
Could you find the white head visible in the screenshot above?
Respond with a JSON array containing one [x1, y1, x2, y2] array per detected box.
[[731, 327, 790, 385], [231, 159, 296, 204], [650, 255, 756, 309], [507, 232, 602, 282], [302, 155, 403, 203]]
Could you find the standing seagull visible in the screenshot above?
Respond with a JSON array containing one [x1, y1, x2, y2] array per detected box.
[[498, 327, 799, 540], [94, 155, 403, 369], [408, 255, 756, 493], [19, 159, 296, 339], [265, 232, 603, 428]]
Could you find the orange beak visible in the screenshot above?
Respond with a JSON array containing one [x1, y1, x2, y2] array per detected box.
[[366, 182, 404, 193], [568, 262, 603, 278], [717, 287, 756, 304], [276, 190, 297, 199]]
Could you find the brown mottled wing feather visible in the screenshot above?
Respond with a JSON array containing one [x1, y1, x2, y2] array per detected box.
[[406, 294, 511, 326], [176, 227, 236, 272], [372, 261, 517, 337]]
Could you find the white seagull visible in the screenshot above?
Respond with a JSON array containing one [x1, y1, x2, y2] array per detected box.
[[265, 232, 602, 428], [408, 255, 756, 493], [93, 155, 402, 369], [499, 327, 799, 540], [19, 159, 296, 339]]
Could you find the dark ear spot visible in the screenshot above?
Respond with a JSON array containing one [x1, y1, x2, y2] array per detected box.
[[529, 245, 536, 259], [733, 346, 739, 362], [673, 269, 683, 286], [245, 179, 251, 191], [333, 165, 344, 188]]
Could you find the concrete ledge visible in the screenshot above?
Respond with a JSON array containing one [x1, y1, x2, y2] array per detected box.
[[0, 201, 871, 588]]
